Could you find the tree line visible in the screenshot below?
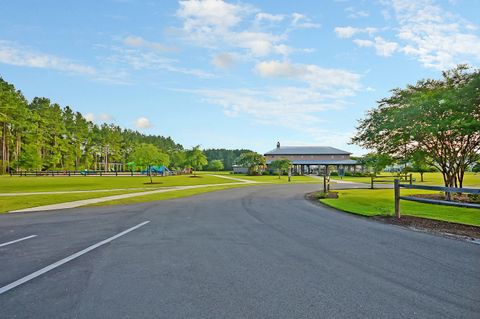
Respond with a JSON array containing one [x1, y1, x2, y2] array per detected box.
[[0, 77, 183, 174]]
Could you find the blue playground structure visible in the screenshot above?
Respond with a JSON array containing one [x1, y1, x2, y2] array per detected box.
[[141, 165, 172, 175]]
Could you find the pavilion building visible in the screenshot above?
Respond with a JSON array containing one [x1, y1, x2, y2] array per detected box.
[[264, 142, 358, 175]]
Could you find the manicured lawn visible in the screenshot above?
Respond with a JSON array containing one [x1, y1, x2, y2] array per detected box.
[[0, 189, 149, 213], [320, 188, 480, 226], [331, 172, 480, 187], [0, 174, 236, 193], [89, 184, 251, 207]]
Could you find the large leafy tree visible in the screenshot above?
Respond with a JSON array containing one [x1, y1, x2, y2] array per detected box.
[[129, 143, 169, 183], [352, 65, 480, 189], [185, 146, 208, 176], [235, 152, 266, 175], [269, 159, 291, 179], [208, 159, 224, 171]]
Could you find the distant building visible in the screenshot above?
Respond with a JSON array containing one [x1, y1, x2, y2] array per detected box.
[[232, 165, 249, 174], [264, 142, 358, 175]]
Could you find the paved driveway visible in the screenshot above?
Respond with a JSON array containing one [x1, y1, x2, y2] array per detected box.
[[0, 184, 478, 318]]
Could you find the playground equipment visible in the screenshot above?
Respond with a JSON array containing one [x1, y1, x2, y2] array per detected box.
[[141, 165, 172, 175]]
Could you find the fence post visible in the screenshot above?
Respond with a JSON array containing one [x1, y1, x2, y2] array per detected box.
[[370, 175, 374, 189], [394, 179, 401, 218], [323, 175, 327, 193], [409, 173, 413, 185]]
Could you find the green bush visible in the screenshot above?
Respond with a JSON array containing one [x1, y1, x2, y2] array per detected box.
[[330, 172, 338, 176]]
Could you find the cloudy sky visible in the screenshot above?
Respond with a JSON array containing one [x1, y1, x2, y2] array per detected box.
[[1, 0, 479, 154]]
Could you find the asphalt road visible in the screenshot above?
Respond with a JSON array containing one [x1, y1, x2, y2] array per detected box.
[[0, 184, 479, 319]]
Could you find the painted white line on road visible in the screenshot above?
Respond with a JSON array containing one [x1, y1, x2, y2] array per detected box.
[[0, 221, 150, 295], [0, 235, 37, 248]]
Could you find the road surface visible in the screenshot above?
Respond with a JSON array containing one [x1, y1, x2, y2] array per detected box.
[[0, 184, 479, 318]]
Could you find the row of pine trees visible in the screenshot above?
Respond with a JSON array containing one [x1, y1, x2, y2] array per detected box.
[[0, 77, 183, 174]]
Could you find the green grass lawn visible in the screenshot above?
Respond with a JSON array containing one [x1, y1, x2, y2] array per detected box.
[[0, 189, 150, 213], [89, 184, 251, 207], [331, 172, 480, 187], [320, 188, 480, 226], [0, 174, 236, 193]]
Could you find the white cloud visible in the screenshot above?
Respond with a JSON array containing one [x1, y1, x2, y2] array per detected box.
[[123, 36, 176, 52], [372, 36, 398, 56], [211, 52, 237, 69], [255, 12, 284, 23], [345, 7, 369, 19], [107, 47, 215, 78], [254, 60, 361, 93], [388, 0, 480, 69], [98, 113, 113, 121], [334, 26, 377, 38], [0, 40, 95, 75], [84, 113, 95, 122], [83, 113, 114, 123], [175, 1, 315, 58], [135, 117, 153, 129], [291, 13, 321, 29], [0, 40, 129, 84], [352, 37, 398, 56], [353, 39, 373, 47]]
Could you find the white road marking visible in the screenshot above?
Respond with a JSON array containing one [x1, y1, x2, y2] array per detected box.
[[0, 235, 37, 248], [0, 221, 150, 295]]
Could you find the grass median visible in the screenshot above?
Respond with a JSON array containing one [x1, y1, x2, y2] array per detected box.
[[0, 174, 236, 193], [0, 189, 151, 213], [320, 188, 480, 226], [87, 184, 252, 207]]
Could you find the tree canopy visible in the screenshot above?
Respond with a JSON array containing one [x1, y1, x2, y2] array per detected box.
[[208, 159, 224, 171], [129, 143, 170, 183], [203, 148, 252, 171], [235, 152, 266, 175], [0, 77, 183, 174], [185, 146, 208, 176], [356, 153, 394, 175], [269, 159, 291, 179], [352, 65, 480, 188]]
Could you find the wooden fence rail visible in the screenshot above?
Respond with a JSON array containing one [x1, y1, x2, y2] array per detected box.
[[394, 179, 480, 218], [371, 173, 414, 189], [8, 170, 185, 177]]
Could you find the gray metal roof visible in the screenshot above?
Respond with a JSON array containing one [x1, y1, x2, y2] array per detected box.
[[267, 159, 357, 165], [264, 146, 351, 156]]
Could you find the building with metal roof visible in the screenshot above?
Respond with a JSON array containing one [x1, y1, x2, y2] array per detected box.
[[264, 142, 359, 175]]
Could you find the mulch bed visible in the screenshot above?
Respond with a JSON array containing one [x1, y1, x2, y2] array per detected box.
[[412, 193, 480, 204], [372, 215, 480, 239], [305, 192, 480, 240]]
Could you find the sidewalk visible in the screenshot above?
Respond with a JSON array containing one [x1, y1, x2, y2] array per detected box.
[[10, 182, 251, 213]]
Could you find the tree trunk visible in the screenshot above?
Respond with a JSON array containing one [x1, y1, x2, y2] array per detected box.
[[15, 133, 21, 172], [420, 172, 424, 182], [1, 122, 6, 174]]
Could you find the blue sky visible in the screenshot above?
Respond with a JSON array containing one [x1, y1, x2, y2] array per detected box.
[[1, 0, 479, 155]]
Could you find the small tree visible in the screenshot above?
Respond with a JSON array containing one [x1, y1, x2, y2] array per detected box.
[[209, 159, 224, 171], [129, 143, 169, 183], [185, 146, 208, 176], [235, 152, 266, 175], [357, 153, 393, 175], [408, 151, 434, 182], [269, 159, 291, 179]]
